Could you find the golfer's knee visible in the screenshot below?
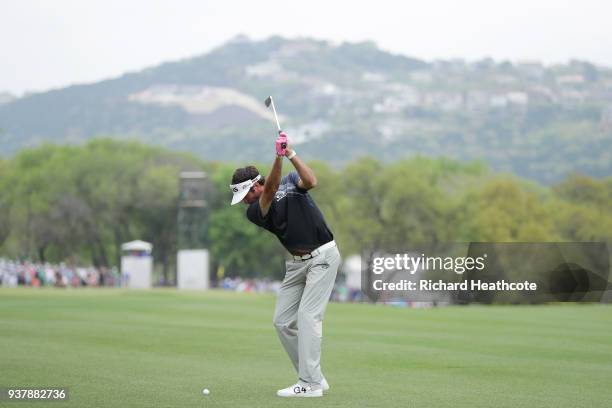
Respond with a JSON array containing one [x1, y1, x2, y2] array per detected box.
[[297, 308, 321, 325], [297, 308, 323, 336]]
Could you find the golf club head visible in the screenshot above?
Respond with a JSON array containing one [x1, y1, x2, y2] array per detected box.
[[264, 95, 282, 132]]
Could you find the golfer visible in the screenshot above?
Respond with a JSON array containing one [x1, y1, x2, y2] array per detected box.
[[229, 132, 341, 398]]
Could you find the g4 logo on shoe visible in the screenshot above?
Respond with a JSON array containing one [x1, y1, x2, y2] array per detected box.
[[279, 383, 322, 397]]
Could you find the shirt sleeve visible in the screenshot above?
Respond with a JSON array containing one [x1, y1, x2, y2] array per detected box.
[[284, 171, 307, 192], [246, 200, 272, 229], [286, 171, 300, 187]]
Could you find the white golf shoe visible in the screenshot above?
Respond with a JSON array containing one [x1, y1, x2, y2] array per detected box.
[[321, 377, 330, 391], [276, 383, 323, 398]]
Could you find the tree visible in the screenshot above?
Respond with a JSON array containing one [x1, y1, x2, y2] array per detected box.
[[462, 178, 558, 241], [553, 174, 612, 242], [0, 158, 10, 247]]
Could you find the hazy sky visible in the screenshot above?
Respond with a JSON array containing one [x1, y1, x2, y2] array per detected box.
[[2, 0, 611, 95]]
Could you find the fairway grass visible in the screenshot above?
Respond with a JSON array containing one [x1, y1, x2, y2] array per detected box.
[[1, 288, 611, 407]]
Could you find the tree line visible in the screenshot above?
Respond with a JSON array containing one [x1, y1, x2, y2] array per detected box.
[[1, 139, 610, 281]]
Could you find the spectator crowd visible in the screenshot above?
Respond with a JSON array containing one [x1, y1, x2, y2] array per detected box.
[[0, 258, 120, 288], [0, 258, 359, 302]]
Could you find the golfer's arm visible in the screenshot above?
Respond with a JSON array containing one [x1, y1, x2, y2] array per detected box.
[[259, 156, 283, 216], [290, 154, 317, 190]]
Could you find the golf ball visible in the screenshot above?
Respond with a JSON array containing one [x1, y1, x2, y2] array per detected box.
[[202, 388, 210, 395]]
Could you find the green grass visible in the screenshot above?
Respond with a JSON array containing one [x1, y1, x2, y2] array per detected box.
[[1, 288, 611, 408]]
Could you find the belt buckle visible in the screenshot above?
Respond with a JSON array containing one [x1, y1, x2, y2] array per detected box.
[[293, 253, 313, 261]]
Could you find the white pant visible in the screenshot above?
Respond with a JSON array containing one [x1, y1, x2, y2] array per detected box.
[[272, 244, 341, 384]]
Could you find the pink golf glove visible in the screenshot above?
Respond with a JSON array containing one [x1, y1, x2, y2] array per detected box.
[[276, 132, 287, 156]]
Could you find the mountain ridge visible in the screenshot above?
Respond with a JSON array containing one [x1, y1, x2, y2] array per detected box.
[[1, 35, 611, 184]]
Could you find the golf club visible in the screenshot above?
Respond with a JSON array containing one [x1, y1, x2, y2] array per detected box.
[[265, 96, 286, 154], [264, 96, 282, 134]]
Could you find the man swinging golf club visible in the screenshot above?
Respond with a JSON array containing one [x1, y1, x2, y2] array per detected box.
[[229, 97, 341, 398]]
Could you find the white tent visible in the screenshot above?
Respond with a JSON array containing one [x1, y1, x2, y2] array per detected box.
[[121, 240, 152, 252], [121, 240, 153, 289]]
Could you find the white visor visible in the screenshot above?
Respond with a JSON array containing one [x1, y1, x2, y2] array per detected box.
[[229, 174, 261, 205]]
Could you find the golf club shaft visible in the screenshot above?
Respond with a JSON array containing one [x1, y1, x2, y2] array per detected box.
[[270, 99, 281, 132]]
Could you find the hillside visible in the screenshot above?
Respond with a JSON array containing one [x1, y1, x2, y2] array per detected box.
[[1, 35, 611, 183]]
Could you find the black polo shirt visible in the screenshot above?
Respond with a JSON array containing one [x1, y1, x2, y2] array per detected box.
[[246, 171, 334, 253]]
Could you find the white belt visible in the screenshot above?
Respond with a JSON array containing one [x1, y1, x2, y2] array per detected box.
[[291, 240, 336, 261]]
